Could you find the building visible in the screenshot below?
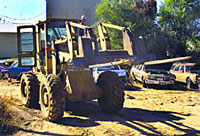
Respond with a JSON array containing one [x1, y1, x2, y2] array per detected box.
[[0, 0, 100, 58], [47, 0, 100, 25], [0, 24, 20, 59]]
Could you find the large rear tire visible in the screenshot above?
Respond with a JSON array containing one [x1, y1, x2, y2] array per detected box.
[[97, 71, 124, 113], [40, 75, 65, 121], [20, 72, 39, 108]]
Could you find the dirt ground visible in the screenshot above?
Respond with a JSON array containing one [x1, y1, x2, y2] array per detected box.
[[0, 79, 200, 136]]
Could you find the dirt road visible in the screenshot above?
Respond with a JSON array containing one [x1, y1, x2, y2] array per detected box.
[[0, 80, 200, 136]]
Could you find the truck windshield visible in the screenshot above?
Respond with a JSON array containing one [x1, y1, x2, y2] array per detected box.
[[47, 20, 67, 41], [97, 65, 120, 71], [47, 20, 79, 42]]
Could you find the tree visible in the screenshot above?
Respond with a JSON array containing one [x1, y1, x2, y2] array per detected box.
[[95, 0, 157, 49], [159, 0, 200, 57]]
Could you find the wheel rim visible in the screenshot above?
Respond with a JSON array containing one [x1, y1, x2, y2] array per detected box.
[[143, 79, 146, 86], [187, 79, 191, 88], [21, 81, 27, 98], [41, 86, 49, 111], [24, 86, 28, 98]]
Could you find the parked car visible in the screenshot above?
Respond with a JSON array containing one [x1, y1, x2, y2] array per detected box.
[[0, 65, 8, 79], [0, 60, 14, 68], [0, 60, 14, 79], [7, 61, 32, 80], [0, 69, 3, 79], [169, 63, 200, 89], [130, 63, 176, 87], [93, 65, 128, 85]]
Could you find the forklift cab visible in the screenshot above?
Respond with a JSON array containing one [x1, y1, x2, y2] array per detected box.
[[17, 18, 80, 73]]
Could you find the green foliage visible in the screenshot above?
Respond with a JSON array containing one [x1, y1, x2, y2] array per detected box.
[[95, 0, 200, 61], [159, 0, 200, 57], [147, 29, 179, 59], [95, 0, 157, 49]]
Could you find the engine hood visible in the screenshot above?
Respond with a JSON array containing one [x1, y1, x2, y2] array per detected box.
[[145, 69, 169, 74]]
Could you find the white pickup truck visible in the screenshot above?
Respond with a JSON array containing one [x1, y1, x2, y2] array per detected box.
[[92, 65, 128, 85]]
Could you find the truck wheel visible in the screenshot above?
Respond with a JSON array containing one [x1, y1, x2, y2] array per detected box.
[[97, 71, 124, 113], [142, 78, 147, 88], [130, 72, 136, 81], [128, 74, 135, 87], [186, 78, 197, 89], [186, 78, 192, 89], [20, 72, 39, 108], [129, 72, 136, 82], [40, 75, 65, 121], [8, 77, 12, 82]]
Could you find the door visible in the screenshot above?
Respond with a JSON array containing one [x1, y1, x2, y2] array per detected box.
[[17, 25, 37, 67], [172, 65, 182, 82], [178, 65, 187, 82]]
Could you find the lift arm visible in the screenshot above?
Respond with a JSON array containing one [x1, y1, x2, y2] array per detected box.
[[97, 22, 136, 56]]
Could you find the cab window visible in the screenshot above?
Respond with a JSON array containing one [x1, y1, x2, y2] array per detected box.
[[135, 65, 140, 69], [180, 66, 184, 71], [170, 65, 176, 70], [138, 65, 143, 70], [141, 65, 144, 71], [174, 65, 180, 71], [186, 65, 193, 72]]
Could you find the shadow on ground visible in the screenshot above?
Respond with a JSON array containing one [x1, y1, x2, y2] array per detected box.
[[56, 101, 200, 136], [127, 81, 199, 92], [18, 128, 76, 136]]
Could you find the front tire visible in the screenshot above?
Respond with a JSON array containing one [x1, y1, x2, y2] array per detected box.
[[40, 75, 65, 121], [186, 78, 197, 89], [97, 71, 124, 113], [20, 72, 39, 108], [142, 78, 147, 88]]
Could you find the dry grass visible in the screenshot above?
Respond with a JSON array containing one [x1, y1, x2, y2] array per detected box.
[[0, 95, 18, 135]]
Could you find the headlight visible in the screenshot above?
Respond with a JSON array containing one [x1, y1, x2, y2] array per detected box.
[[148, 75, 155, 80]]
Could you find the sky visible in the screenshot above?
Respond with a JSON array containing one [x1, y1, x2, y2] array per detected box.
[[157, 0, 164, 10], [0, 0, 46, 24], [0, 0, 164, 24]]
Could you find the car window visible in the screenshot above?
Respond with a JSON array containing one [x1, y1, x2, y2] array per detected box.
[[0, 64, 6, 69], [12, 63, 18, 68], [174, 65, 180, 71], [180, 66, 184, 71], [141, 65, 144, 71], [135, 65, 139, 69], [186, 65, 193, 72], [97, 65, 120, 71], [138, 65, 142, 70], [170, 65, 176, 70]]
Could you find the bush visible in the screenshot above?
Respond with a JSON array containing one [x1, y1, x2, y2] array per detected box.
[[0, 95, 18, 135]]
